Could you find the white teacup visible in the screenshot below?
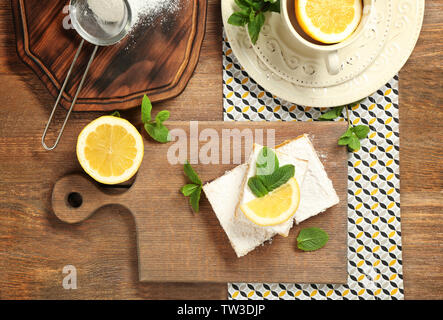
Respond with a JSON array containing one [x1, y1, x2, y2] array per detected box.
[[281, 0, 374, 75]]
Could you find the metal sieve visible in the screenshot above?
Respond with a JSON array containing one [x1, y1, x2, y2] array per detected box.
[[42, 0, 132, 150]]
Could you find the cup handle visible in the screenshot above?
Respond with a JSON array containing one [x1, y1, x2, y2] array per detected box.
[[326, 51, 340, 75]]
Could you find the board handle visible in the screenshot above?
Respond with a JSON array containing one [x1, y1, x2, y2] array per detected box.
[[52, 174, 130, 224]]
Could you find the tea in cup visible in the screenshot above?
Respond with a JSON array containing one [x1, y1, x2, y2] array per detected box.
[[281, 0, 374, 75]]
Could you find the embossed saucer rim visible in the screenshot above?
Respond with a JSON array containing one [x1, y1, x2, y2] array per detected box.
[[250, 1, 392, 88]]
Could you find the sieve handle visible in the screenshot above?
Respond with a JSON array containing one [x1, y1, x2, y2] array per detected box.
[[41, 40, 99, 151]]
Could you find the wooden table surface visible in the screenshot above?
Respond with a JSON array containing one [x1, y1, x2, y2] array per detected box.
[[0, 0, 441, 300]]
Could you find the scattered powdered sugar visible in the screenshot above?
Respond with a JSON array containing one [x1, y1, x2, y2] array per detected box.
[[307, 134, 328, 160], [121, 0, 181, 49], [128, 0, 180, 30], [317, 151, 328, 160]]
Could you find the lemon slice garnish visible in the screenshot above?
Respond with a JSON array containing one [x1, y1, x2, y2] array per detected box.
[[296, 0, 363, 44], [240, 178, 301, 226]]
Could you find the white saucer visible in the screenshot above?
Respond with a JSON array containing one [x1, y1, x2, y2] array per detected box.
[[222, 0, 424, 107], [253, 1, 391, 88]]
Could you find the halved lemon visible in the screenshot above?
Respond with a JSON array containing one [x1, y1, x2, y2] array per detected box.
[[240, 178, 301, 226], [295, 0, 363, 44], [76, 116, 144, 185]]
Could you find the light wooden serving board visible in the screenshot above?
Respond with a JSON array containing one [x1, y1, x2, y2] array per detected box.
[[52, 121, 348, 283]]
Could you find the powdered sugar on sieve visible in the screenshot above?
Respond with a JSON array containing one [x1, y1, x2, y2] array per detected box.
[[88, 0, 126, 22]]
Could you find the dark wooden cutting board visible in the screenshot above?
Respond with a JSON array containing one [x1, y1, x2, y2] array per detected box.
[[11, 0, 207, 111], [51, 121, 348, 283]]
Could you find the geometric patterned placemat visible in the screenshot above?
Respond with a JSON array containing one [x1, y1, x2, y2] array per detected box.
[[223, 35, 404, 300]]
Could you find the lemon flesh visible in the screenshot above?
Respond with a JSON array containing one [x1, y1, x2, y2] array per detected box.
[[240, 178, 301, 226], [296, 0, 363, 44], [77, 116, 144, 185]]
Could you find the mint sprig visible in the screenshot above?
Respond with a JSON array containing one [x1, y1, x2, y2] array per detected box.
[[228, 0, 280, 45], [248, 147, 295, 198], [181, 161, 203, 213], [141, 95, 171, 143], [319, 100, 370, 152], [296, 227, 329, 252], [338, 125, 370, 151]]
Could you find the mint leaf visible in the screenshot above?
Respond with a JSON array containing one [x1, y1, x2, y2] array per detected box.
[[140, 95, 170, 143], [256, 146, 279, 176], [248, 0, 264, 11], [297, 227, 329, 252], [338, 127, 362, 151], [338, 127, 353, 146], [182, 162, 203, 213], [341, 127, 353, 138], [228, 11, 249, 26], [144, 123, 170, 143], [347, 134, 361, 152], [248, 176, 269, 198], [248, 11, 265, 44], [338, 136, 352, 146], [181, 184, 199, 197], [352, 125, 370, 139], [141, 94, 152, 124], [268, 0, 281, 13], [155, 110, 170, 124], [258, 164, 295, 192], [319, 106, 344, 121], [189, 186, 202, 213], [184, 161, 202, 185], [229, 0, 280, 45], [248, 7, 256, 22], [234, 0, 250, 10]]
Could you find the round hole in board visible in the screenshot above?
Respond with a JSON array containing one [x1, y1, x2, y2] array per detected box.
[[67, 192, 83, 208]]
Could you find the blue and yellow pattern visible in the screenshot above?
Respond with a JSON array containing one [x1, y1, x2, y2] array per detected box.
[[223, 35, 404, 300]]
